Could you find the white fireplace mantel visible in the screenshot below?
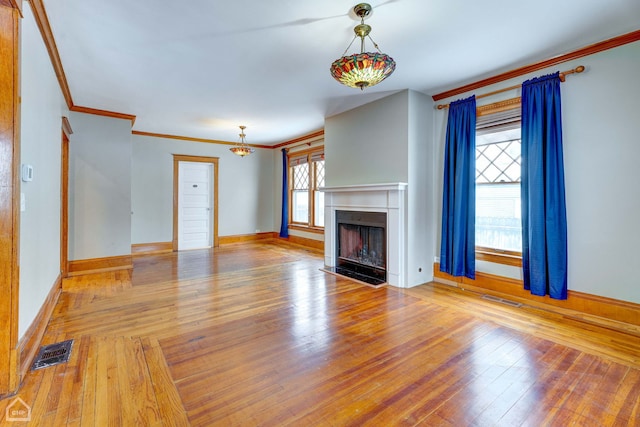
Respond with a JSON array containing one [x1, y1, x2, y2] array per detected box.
[[320, 183, 408, 287]]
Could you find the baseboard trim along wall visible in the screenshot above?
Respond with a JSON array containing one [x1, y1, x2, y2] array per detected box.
[[277, 234, 324, 252], [68, 254, 133, 276], [433, 263, 640, 329], [218, 232, 276, 245], [18, 274, 63, 382], [131, 242, 173, 256], [220, 231, 324, 251], [131, 232, 325, 253], [218, 232, 324, 252]]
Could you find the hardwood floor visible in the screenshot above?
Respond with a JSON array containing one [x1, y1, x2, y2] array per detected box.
[[1, 240, 639, 426]]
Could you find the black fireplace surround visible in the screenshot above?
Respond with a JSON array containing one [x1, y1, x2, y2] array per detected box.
[[333, 210, 387, 285]]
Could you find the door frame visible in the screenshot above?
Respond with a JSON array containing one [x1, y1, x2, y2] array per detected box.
[[60, 118, 72, 277], [172, 155, 219, 251], [0, 3, 21, 396]]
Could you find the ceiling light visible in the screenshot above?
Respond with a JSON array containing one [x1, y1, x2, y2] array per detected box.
[[229, 125, 254, 157], [330, 3, 396, 90]]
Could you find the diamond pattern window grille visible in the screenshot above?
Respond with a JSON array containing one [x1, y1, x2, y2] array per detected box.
[[288, 149, 325, 228], [292, 163, 309, 190], [314, 161, 325, 189], [476, 139, 521, 184]]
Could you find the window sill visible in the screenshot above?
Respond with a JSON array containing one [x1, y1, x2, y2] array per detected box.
[[476, 248, 522, 267], [288, 224, 324, 235]]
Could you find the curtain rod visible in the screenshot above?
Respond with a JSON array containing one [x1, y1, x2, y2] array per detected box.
[[282, 135, 325, 152], [435, 65, 585, 110]]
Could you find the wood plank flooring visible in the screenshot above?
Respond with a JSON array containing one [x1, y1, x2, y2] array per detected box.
[[1, 240, 639, 426]]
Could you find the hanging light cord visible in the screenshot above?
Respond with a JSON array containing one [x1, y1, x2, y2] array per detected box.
[[368, 36, 382, 53], [340, 35, 358, 57], [339, 14, 385, 57]]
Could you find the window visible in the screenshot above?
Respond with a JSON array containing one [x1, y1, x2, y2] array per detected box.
[[476, 107, 522, 256], [289, 148, 324, 229]]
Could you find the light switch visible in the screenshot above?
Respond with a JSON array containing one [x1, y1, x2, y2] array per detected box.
[[21, 164, 34, 182]]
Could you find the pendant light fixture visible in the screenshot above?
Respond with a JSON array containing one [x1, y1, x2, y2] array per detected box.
[[330, 3, 396, 90], [229, 125, 254, 157]]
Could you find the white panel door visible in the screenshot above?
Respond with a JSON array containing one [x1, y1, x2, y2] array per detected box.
[[178, 161, 213, 250]]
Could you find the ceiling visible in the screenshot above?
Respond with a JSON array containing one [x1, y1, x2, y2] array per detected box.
[[42, 0, 640, 145]]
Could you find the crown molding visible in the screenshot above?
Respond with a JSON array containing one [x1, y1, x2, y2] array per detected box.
[[272, 130, 325, 149], [70, 105, 136, 126], [28, 0, 140, 127], [29, 0, 637, 144], [28, 0, 73, 108], [134, 129, 325, 150], [433, 29, 640, 102], [131, 129, 324, 150], [132, 130, 271, 149], [26, 0, 321, 149]]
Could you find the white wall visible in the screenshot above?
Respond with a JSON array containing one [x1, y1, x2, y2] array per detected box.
[[132, 134, 274, 243], [68, 113, 132, 260], [19, 3, 67, 337], [433, 41, 640, 304], [325, 91, 409, 186], [407, 90, 436, 286]]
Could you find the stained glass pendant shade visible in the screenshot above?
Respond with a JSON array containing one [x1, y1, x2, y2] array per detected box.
[[330, 3, 396, 90], [230, 125, 254, 157]]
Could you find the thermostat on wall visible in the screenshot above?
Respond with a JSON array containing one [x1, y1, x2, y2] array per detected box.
[[22, 164, 34, 182]]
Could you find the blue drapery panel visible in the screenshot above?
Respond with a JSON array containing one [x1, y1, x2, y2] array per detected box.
[[440, 96, 476, 279], [521, 72, 568, 299], [279, 148, 289, 238]]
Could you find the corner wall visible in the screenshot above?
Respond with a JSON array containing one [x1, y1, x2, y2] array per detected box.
[[68, 113, 132, 260], [407, 90, 436, 286]]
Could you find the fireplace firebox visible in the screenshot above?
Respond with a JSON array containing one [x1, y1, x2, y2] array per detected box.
[[332, 210, 386, 285]]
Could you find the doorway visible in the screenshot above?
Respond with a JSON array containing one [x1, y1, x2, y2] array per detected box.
[[172, 155, 219, 251]]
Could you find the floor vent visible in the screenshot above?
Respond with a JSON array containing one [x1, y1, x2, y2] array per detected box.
[[481, 294, 522, 308], [31, 339, 74, 371]]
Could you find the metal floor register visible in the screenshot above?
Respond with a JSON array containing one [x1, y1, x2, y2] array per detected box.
[[31, 339, 74, 371]]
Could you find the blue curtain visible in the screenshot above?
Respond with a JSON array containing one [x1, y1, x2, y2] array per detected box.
[[279, 148, 289, 238], [440, 96, 476, 279], [521, 72, 568, 299]]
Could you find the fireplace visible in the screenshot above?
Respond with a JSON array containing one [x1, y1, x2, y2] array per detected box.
[[335, 211, 386, 285], [321, 183, 407, 287]]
